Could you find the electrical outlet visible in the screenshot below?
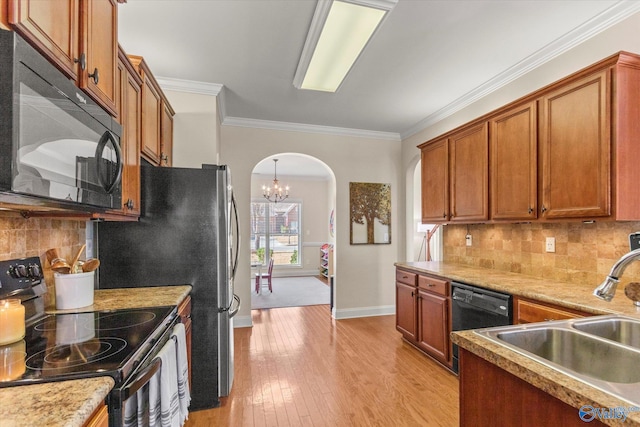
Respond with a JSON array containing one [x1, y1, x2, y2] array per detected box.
[[545, 237, 556, 253], [465, 234, 472, 247]]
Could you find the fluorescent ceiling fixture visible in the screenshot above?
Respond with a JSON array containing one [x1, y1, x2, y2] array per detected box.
[[294, 0, 397, 93]]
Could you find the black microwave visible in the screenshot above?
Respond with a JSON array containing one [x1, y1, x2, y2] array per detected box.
[[0, 30, 122, 212]]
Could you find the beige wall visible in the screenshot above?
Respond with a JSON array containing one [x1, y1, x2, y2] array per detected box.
[[250, 175, 331, 276], [220, 125, 402, 323], [163, 90, 219, 167]]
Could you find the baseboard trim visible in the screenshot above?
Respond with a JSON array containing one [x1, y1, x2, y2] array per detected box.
[[332, 305, 395, 320], [233, 315, 253, 328]]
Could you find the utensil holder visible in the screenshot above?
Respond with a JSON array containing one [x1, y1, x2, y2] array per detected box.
[[54, 272, 95, 310]]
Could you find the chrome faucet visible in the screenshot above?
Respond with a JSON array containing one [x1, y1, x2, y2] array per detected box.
[[593, 248, 640, 303]]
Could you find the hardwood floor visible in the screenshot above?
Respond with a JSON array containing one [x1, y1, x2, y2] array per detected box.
[[186, 305, 459, 426]]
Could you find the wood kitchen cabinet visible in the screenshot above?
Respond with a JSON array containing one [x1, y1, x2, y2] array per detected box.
[[128, 55, 175, 167], [490, 101, 537, 220], [539, 70, 610, 219], [178, 295, 192, 390], [421, 139, 449, 222], [419, 51, 640, 223], [416, 274, 450, 366], [513, 296, 591, 324], [82, 404, 108, 427], [115, 47, 142, 217], [395, 267, 452, 369], [161, 100, 175, 166], [395, 269, 418, 341], [449, 122, 489, 222], [459, 349, 607, 427], [8, 0, 119, 116]]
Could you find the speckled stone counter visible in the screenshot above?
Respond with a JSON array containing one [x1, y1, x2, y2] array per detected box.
[[49, 284, 192, 313], [0, 285, 191, 427], [0, 377, 114, 427], [395, 261, 640, 426]]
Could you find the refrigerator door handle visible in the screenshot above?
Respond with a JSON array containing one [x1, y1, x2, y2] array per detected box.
[[231, 192, 240, 282], [229, 294, 240, 318]]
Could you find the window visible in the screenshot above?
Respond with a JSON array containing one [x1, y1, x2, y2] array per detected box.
[[250, 201, 301, 266]]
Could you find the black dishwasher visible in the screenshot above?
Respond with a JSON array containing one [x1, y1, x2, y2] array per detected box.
[[451, 282, 512, 373]]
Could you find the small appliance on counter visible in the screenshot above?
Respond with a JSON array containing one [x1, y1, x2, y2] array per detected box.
[[0, 256, 183, 426], [97, 164, 240, 410]]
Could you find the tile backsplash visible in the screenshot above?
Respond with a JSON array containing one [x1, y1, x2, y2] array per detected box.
[[0, 212, 86, 305], [443, 221, 640, 287]]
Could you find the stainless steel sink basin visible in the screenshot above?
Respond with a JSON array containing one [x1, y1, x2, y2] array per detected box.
[[496, 327, 640, 383], [475, 314, 640, 406], [572, 317, 640, 349]]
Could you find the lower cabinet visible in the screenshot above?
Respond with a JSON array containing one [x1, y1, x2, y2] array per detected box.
[[177, 295, 192, 390], [459, 349, 606, 427], [396, 267, 452, 369], [83, 404, 108, 427], [514, 296, 592, 324]]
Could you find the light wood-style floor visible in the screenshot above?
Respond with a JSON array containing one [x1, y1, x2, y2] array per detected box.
[[185, 305, 459, 426]]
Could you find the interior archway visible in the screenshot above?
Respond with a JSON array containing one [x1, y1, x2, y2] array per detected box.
[[249, 153, 337, 311]]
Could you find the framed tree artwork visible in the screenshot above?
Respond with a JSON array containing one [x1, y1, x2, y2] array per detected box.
[[349, 182, 391, 244]]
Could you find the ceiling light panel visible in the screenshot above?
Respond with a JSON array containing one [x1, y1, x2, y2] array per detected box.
[[294, 0, 398, 93]]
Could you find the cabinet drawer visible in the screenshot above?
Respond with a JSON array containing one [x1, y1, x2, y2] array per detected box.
[[418, 275, 449, 296], [396, 269, 417, 286], [515, 298, 587, 324]]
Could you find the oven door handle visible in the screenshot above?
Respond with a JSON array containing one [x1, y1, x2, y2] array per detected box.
[[120, 358, 162, 400]]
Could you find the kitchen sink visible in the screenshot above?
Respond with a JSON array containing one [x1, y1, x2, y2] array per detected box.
[[475, 314, 640, 406], [572, 317, 640, 349], [495, 327, 640, 383]]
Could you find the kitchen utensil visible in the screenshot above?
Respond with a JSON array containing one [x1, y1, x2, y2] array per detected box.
[[50, 258, 71, 274], [45, 248, 59, 265], [81, 258, 100, 273], [70, 244, 86, 274]]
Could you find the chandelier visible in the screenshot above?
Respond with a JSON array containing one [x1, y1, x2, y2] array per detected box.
[[262, 159, 289, 203]]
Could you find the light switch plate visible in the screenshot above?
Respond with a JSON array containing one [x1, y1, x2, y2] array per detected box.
[[465, 234, 472, 247]]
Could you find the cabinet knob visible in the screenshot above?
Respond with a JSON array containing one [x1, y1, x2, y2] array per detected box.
[[541, 205, 547, 213], [443, 213, 446, 218], [528, 207, 533, 214], [74, 53, 86, 71], [88, 68, 99, 85]]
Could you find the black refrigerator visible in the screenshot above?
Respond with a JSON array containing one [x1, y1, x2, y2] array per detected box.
[[96, 164, 240, 410]]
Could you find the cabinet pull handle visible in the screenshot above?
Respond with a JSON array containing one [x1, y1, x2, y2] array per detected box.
[[443, 213, 446, 218], [427, 283, 435, 287], [161, 153, 169, 165], [88, 68, 99, 85], [528, 207, 533, 214], [74, 53, 86, 71], [411, 291, 414, 297], [541, 205, 547, 213], [125, 199, 134, 210]]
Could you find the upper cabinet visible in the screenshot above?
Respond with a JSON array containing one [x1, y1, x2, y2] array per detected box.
[[419, 51, 640, 224], [8, 0, 119, 116], [421, 139, 449, 222], [490, 101, 537, 221], [449, 123, 489, 222], [128, 55, 175, 167]]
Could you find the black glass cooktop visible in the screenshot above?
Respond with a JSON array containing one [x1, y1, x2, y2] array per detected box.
[[0, 306, 176, 387]]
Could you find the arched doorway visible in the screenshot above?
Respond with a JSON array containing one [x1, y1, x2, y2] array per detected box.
[[249, 153, 336, 310]]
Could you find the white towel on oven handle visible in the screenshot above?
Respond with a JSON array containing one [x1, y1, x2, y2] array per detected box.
[[172, 322, 191, 422], [148, 337, 181, 427]]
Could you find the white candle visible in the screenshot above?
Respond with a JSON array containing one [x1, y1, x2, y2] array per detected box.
[[0, 299, 25, 346]]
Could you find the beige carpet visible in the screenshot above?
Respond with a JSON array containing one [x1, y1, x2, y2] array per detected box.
[[251, 276, 330, 309]]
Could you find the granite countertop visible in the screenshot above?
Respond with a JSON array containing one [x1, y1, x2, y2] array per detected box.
[[395, 261, 640, 426], [0, 285, 191, 427]]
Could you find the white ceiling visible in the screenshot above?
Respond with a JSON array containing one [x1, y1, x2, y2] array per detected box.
[[118, 0, 639, 176]]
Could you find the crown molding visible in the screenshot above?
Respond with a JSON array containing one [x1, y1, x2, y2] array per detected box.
[[222, 116, 401, 141], [401, 1, 640, 140], [155, 77, 223, 96]]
